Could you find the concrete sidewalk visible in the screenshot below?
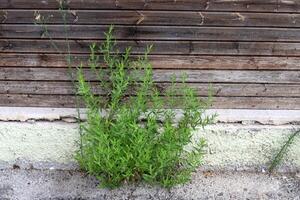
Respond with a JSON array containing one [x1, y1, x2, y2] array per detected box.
[[0, 169, 299, 200]]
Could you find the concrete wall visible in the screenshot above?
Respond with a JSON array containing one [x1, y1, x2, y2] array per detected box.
[[1, 107, 299, 172]]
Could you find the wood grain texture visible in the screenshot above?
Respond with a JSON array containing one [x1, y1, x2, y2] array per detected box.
[[3, 25, 300, 42], [1, 68, 300, 84], [1, 0, 300, 12], [1, 1, 300, 109], [3, 10, 300, 27], [2, 81, 300, 97], [3, 39, 300, 56], [1, 54, 300, 70], [1, 94, 299, 109]]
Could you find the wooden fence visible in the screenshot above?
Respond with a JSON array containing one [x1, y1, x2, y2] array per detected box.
[[1, 0, 300, 109]]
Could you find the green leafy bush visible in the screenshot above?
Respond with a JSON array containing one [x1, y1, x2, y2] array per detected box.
[[75, 26, 216, 188]]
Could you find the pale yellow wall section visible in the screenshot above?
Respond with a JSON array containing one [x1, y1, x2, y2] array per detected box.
[[0, 121, 299, 172]]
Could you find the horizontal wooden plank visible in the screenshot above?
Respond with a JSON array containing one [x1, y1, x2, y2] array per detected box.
[[1, 94, 299, 109], [3, 40, 300, 56], [2, 81, 300, 97], [3, 25, 300, 42], [1, 0, 300, 12], [3, 10, 300, 27], [1, 54, 300, 70], [1, 68, 300, 84]]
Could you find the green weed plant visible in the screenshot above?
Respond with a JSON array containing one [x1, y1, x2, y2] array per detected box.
[[75, 26, 216, 188]]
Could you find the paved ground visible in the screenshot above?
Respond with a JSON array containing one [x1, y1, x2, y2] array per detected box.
[[0, 169, 299, 200]]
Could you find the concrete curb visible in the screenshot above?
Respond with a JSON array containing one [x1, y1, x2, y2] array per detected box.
[[1, 107, 300, 125], [0, 122, 299, 172]]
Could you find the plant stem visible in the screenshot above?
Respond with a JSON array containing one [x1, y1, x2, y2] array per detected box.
[[269, 129, 300, 173]]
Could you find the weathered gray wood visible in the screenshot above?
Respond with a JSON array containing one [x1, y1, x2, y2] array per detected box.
[[1, 94, 299, 109], [2, 81, 300, 97], [3, 25, 300, 42], [3, 40, 300, 56], [1, 54, 300, 70], [3, 10, 300, 27], [1, 1, 300, 110], [1, 68, 300, 84], [1, 0, 300, 12]]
